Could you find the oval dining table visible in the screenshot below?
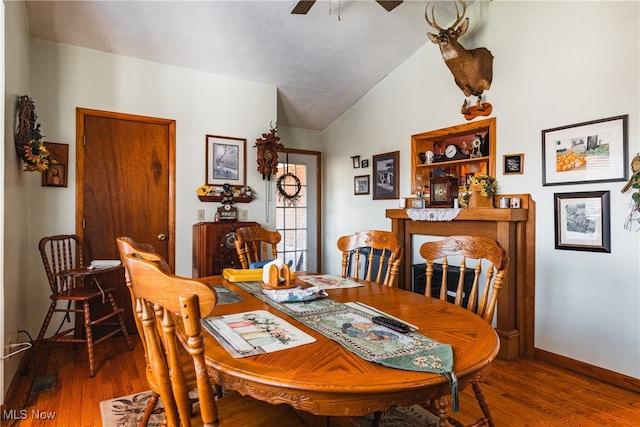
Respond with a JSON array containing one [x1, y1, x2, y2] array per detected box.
[[199, 275, 499, 426]]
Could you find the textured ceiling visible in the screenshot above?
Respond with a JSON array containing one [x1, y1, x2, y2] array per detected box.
[[25, 0, 471, 131]]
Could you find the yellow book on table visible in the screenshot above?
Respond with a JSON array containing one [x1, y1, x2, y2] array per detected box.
[[222, 267, 295, 283]]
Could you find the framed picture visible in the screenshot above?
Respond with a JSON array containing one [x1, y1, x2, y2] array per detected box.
[[354, 175, 370, 195], [42, 142, 68, 187], [361, 159, 369, 168], [372, 151, 399, 200], [351, 155, 361, 168], [503, 153, 524, 175], [542, 115, 628, 186], [554, 191, 610, 253], [206, 135, 246, 186]]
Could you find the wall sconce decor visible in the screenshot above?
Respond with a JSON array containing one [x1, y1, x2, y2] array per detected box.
[[351, 155, 361, 169]]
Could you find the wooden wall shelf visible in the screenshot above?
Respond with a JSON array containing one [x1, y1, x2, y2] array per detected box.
[[198, 195, 254, 203], [411, 117, 496, 193], [387, 193, 535, 361]]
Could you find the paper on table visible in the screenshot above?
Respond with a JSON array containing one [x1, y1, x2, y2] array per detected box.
[[202, 310, 315, 358], [88, 260, 121, 269]]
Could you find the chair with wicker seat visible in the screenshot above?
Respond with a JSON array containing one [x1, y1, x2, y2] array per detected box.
[[233, 225, 282, 269], [122, 251, 306, 427], [419, 235, 509, 427], [336, 230, 403, 287], [37, 234, 132, 377]]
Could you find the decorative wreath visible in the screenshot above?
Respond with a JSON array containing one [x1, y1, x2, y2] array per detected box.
[[276, 172, 302, 206], [15, 95, 53, 172]]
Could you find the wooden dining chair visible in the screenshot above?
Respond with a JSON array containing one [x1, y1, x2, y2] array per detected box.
[[337, 230, 403, 287], [122, 252, 306, 427], [234, 225, 282, 269], [116, 237, 172, 426], [117, 236, 224, 426], [419, 235, 508, 427], [37, 234, 132, 377]]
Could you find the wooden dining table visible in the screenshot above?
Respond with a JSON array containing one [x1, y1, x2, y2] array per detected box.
[[199, 275, 499, 426]]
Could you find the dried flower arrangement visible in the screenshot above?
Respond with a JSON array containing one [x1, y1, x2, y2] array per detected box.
[[15, 95, 54, 172]]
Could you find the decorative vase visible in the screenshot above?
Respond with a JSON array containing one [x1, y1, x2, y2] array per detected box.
[[468, 185, 494, 208]]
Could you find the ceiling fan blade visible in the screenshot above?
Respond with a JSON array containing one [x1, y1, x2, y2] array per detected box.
[[375, 0, 403, 12], [291, 0, 316, 14]]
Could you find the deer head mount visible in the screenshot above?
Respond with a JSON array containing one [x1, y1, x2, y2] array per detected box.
[[426, 0, 494, 119]]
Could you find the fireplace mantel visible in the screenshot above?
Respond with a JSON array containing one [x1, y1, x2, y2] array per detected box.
[[386, 194, 535, 360]]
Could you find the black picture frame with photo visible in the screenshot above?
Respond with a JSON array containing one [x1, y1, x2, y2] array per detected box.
[[372, 151, 399, 200], [554, 191, 610, 253], [354, 175, 370, 195]]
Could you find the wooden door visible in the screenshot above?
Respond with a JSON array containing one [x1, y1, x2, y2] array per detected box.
[[76, 108, 175, 332]]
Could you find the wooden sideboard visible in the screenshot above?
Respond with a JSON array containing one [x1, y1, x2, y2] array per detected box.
[[386, 194, 535, 360], [192, 221, 258, 278]]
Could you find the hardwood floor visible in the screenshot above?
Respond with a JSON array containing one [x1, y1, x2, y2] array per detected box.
[[4, 334, 639, 426]]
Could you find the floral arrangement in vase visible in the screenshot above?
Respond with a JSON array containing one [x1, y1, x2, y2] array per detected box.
[[464, 174, 497, 208], [467, 174, 497, 197]]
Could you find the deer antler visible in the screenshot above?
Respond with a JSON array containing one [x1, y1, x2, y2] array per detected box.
[[425, 0, 467, 32], [451, 0, 467, 29], [425, 2, 443, 32]]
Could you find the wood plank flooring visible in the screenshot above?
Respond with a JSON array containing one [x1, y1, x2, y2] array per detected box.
[[4, 334, 639, 426]]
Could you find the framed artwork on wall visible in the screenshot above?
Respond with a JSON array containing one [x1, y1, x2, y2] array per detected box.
[[554, 191, 610, 253], [354, 175, 370, 195], [542, 115, 628, 186], [372, 151, 399, 200], [41, 142, 68, 187], [503, 153, 524, 175], [206, 135, 246, 187]]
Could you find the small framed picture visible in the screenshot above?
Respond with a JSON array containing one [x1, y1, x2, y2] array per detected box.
[[42, 142, 68, 187], [554, 191, 610, 253], [372, 151, 399, 200], [206, 135, 246, 187], [354, 175, 370, 195], [503, 153, 524, 175], [361, 159, 369, 168]]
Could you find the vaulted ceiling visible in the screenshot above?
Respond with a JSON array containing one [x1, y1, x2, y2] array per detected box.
[[25, 0, 473, 131]]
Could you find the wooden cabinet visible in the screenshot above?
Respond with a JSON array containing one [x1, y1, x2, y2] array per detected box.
[[411, 117, 496, 194], [192, 221, 258, 277]]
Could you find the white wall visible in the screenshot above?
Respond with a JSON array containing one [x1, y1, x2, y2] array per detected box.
[[2, 0, 33, 401], [322, 1, 639, 378], [19, 41, 277, 351]]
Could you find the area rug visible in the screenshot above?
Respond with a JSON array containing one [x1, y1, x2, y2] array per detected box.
[[100, 390, 439, 426]]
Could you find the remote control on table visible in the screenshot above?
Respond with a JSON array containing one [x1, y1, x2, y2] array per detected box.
[[371, 316, 411, 333]]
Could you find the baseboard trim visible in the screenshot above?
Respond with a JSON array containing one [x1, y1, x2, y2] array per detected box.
[[534, 347, 640, 393]]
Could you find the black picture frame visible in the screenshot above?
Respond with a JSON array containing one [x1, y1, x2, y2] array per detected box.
[[542, 115, 628, 186], [372, 151, 399, 200], [354, 175, 370, 195], [554, 191, 610, 253]]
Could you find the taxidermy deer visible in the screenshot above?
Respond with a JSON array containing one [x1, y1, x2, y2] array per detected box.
[[426, 0, 493, 116]]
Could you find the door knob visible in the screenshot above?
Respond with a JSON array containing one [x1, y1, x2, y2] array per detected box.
[[157, 234, 167, 241]]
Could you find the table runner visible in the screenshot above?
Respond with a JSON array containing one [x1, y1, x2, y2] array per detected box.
[[228, 280, 458, 411]]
